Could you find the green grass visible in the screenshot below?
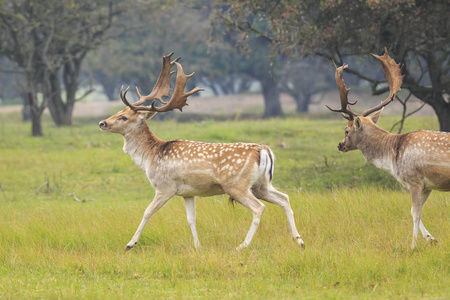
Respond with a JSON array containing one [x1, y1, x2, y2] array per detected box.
[[0, 112, 448, 299]]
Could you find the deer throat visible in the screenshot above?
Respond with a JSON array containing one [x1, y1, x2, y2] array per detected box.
[[123, 129, 162, 171], [358, 132, 397, 172]]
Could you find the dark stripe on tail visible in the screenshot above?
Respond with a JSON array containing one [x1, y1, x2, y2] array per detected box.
[[267, 148, 274, 182]]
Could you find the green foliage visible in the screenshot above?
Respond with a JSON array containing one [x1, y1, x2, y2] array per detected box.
[[224, 0, 450, 130], [0, 112, 448, 298]]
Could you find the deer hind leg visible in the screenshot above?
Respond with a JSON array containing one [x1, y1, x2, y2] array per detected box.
[[228, 189, 265, 251], [184, 196, 201, 249], [253, 184, 305, 248], [125, 191, 173, 251], [410, 187, 434, 249]]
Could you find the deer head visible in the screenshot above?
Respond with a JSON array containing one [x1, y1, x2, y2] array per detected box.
[[326, 48, 404, 152], [99, 52, 203, 135]]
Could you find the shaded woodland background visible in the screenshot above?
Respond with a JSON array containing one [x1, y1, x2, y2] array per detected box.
[[0, 0, 448, 135]]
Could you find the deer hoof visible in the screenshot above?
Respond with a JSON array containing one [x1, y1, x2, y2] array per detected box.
[[296, 237, 306, 249], [125, 242, 137, 251], [236, 244, 247, 251], [429, 238, 438, 246]]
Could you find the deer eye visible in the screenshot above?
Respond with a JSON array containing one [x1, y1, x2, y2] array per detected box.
[[345, 130, 349, 136], [120, 116, 128, 121]]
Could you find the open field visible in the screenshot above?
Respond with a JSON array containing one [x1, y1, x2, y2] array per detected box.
[[0, 109, 448, 299]]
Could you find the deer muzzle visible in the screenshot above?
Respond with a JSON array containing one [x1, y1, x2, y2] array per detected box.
[[99, 121, 107, 129]]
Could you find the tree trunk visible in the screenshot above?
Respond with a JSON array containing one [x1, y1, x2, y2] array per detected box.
[[261, 75, 282, 118], [436, 108, 450, 132], [45, 71, 71, 126], [404, 58, 450, 132], [429, 94, 450, 132], [421, 54, 450, 132], [26, 90, 44, 136], [295, 92, 311, 113], [62, 61, 79, 125], [95, 71, 117, 101], [30, 108, 43, 136], [45, 56, 84, 126], [22, 93, 31, 122], [23, 75, 45, 136]]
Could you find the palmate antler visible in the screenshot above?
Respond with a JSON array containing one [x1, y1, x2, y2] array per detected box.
[[362, 49, 404, 117], [325, 61, 358, 120], [120, 53, 203, 113], [326, 48, 404, 119]]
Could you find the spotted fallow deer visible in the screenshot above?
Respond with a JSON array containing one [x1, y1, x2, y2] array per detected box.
[[99, 53, 305, 251], [326, 49, 450, 248]]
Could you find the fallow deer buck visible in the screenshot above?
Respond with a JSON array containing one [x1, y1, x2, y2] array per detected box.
[[327, 49, 450, 249], [99, 53, 305, 251]]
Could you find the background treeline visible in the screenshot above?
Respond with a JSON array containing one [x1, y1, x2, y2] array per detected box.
[[0, 0, 448, 135]]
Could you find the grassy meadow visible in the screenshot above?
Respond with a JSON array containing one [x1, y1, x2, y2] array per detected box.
[[0, 110, 449, 299]]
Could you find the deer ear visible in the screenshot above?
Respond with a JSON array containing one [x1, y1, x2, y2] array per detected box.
[[369, 107, 384, 124], [354, 117, 362, 130], [139, 111, 157, 120]]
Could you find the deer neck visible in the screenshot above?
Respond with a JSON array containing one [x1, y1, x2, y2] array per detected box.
[[357, 125, 399, 171], [122, 123, 163, 170]]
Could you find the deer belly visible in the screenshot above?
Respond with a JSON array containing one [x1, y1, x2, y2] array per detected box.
[[422, 164, 450, 191], [175, 173, 225, 197], [176, 183, 225, 197]]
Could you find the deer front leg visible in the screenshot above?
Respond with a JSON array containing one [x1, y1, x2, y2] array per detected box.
[[410, 187, 434, 249], [184, 196, 201, 249], [125, 191, 172, 251], [419, 219, 436, 243]]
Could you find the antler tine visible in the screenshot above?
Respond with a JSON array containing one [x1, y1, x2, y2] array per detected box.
[[325, 61, 358, 120], [128, 62, 204, 112], [362, 48, 404, 117], [120, 85, 134, 108], [133, 52, 177, 106]]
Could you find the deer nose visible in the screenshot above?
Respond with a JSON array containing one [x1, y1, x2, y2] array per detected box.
[[99, 121, 107, 129], [338, 143, 343, 151]]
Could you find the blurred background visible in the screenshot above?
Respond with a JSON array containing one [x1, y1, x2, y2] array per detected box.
[[0, 0, 447, 136]]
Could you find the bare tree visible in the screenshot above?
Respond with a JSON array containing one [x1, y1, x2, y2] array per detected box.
[[0, 0, 126, 135]]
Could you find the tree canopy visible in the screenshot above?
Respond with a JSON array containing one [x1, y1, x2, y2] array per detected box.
[[0, 0, 129, 135], [224, 0, 450, 131], [0, 0, 448, 134]]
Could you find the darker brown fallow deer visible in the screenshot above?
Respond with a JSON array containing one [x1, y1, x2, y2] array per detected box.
[[327, 49, 450, 249], [99, 53, 305, 251]]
